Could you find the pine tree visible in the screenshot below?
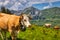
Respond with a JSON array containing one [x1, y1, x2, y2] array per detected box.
[[1, 6, 6, 13], [1, 6, 13, 14]]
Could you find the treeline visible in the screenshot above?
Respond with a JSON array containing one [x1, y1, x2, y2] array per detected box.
[[0, 6, 13, 14]]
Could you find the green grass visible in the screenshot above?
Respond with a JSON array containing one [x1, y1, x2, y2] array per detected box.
[[30, 19, 60, 26], [0, 25, 60, 40], [18, 25, 60, 40]]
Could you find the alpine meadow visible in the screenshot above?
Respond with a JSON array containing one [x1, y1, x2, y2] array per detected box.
[[0, 0, 60, 40]]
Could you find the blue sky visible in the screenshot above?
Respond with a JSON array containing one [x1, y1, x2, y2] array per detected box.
[[0, 0, 60, 10], [33, 1, 60, 10], [52, 1, 60, 7], [33, 3, 49, 10]]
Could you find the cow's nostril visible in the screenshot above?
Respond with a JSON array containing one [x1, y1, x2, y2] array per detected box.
[[29, 25, 31, 27]]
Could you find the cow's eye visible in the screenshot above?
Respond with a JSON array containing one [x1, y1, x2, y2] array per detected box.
[[24, 20, 26, 22]]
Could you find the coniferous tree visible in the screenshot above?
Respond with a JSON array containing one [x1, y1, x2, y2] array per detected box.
[[1, 6, 6, 13], [1, 6, 13, 14]]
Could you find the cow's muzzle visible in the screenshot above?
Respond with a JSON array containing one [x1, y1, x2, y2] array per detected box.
[[28, 25, 31, 28], [20, 25, 26, 31]]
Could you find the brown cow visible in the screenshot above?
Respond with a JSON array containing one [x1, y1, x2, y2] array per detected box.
[[0, 13, 31, 40], [54, 26, 60, 30], [44, 23, 51, 28]]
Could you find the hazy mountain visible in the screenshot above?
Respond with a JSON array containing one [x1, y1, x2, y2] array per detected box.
[[10, 10, 22, 15], [11, 7, 60, 20], [41, 7, 60, 19], [22, 7, 60, 20], [11, 6, 41, 19], [22, 7, 41, 20]]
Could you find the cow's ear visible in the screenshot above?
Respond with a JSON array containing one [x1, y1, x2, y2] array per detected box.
[[28, 16, 32, 20], [20, 15, 23, 20], [19, 15, 23, 23], [27, 14, 32, 20]]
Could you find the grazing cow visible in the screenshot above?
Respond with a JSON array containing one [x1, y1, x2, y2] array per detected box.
[[54, 26, 60, 30], [0, 13, 31, 40], [44, 23, 51, 28]]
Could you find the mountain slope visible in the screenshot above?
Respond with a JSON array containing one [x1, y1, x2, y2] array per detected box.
[[22, 7, 60, 20], [21, 7, 60, 25], [22, 7, 40, 20], [41, 7, 60, 19]]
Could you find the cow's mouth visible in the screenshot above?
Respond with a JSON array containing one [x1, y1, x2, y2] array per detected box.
[[20, 24, 26, 31]]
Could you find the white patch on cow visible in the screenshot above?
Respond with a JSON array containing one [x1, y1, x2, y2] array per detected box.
[[21, 14, 31, 27]]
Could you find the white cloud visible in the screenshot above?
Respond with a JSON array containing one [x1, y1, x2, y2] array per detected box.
[[0, 0, 9, 6], [3, 1, 9, 6], [0, 2, 3, 5], [9, 2, 23, 10], [19, 0, 60, 9], [19, 0, 27, 3], [43, 5, 50, 9], [0, 0, 60, 10], [8, 0, 60, 10], [27, 0, 60, 3]]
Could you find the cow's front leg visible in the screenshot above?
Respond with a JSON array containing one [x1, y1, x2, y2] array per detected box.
[[8, 26, 18, 40], [10, 30, 17, 40], [8, 28, 17, 40]]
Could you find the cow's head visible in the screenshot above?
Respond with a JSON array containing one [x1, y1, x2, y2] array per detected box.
[[20, 13, 31, 28]]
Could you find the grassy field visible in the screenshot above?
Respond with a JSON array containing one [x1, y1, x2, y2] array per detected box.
[[0, 25, 60, 40], [31, 19, 60, 26]]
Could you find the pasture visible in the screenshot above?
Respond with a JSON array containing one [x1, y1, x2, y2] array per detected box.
[[0, 25, 60, 40], [0, 2, 60, 40]]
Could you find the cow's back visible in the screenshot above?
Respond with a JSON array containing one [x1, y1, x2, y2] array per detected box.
[[0, 13, 20, 29], [0, 13, 11, 29]]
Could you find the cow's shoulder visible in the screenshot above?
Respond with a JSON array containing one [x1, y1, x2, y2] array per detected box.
[[8, 15, 20, 27]]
